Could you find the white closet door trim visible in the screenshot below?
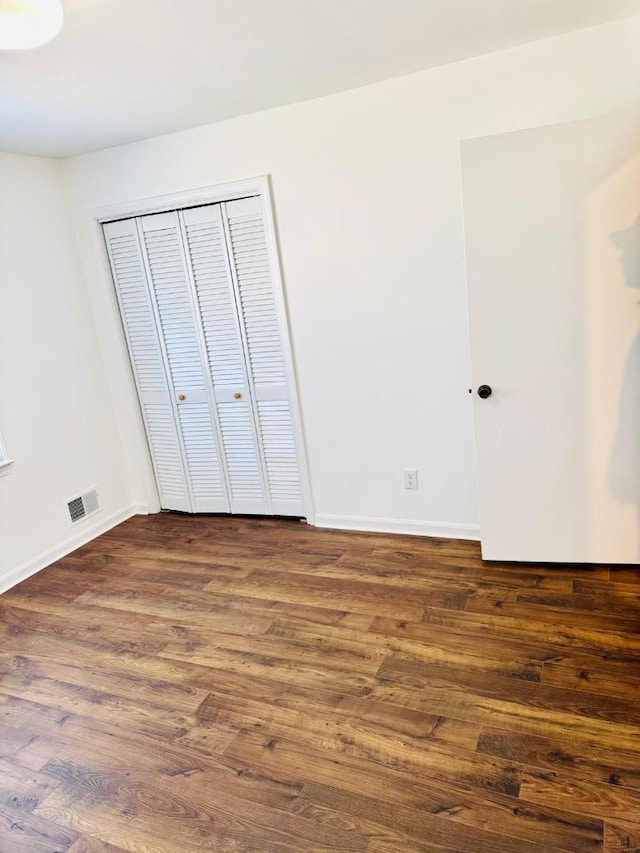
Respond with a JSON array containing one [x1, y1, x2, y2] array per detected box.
[[94, 177, 270, 224], [93, 176, 315, 523]]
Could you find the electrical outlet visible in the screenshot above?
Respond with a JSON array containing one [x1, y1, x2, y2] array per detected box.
[[403, 468, 418, 490]]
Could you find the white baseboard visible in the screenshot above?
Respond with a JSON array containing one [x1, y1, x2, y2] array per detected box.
[[0, 502, 149, 595], [314, 514, 481, 541]]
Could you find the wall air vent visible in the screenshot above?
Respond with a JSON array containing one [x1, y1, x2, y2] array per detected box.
[[67, 488, 100, 524]]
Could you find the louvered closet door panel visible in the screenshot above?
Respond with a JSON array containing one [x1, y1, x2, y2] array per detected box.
[[224, 197, 304, 516], [182, 206, 246, 390], [217, 400, 266, 511], [182, 204, 268, 514], [256, 400, 302, 512], [103, 219, 190, 512], [139, 212, 229, 513]]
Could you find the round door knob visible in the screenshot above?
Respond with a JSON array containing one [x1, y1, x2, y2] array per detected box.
[[477, 385, 492, 399], [234, 392, 242, 399], [178, 394, 186, 401]]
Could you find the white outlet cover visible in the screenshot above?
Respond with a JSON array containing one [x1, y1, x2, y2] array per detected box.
[[403, 468, 418, 490]]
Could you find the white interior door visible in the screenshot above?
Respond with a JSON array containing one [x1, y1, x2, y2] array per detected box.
[[462, 111, 640, 563]]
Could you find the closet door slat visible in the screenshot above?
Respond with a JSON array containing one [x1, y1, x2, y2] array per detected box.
[[103, 219, 190, 512], [224, 197, 304, 516]]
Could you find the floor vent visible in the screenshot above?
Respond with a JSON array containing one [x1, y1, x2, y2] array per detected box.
[[67, 488, 100, 524]]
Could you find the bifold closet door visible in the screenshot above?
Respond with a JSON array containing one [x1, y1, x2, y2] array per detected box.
[[180, 203, 270, 514], [105, 196, 305, 518], [104, 215, 230, 514], [227, 198, 303, 516], [183, 197, 305, 517]]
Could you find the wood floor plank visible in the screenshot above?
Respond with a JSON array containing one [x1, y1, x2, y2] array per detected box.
[[0, 693, 41, 728], [37, 757, 368, 853], [0, 600, 168, 656], [0, 651, 209, 715], [520, 766, 640, 823], [371, 616, 640, 679], [268, 617, 545, 682], [371, 546, 609, 580], [222, 728, 602, 853], [0, 719, 36, 757], [421, 605, 640, 663], [477, 727, 640, 790], [4, 696, 237, 772], [0, 513, 638, 852], [59, 551, 242, 590], [292, 781, 579, 853], [214, 697, 515, 795], [299, 554, 574, 594], [604, 818, 640, 853], [198, 679, 480, 752], [377, 655, 640, 750], [465, 594, 640, 638], [366, 840, 463, 852], [0, 800, 78, 853], [74, 577, 372, 632], [0, 668, 236, 756], [542, 661, 640, 704], [215, 568, 428, 621], [516, 588, 640, 621], [11, 736, 65, 774], [0, 756, 60, 813], [67, 839, 130, 853]]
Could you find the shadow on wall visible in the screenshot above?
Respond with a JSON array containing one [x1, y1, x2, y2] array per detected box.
[[609, 218, 640, 521], [612, 217, 640, 288]]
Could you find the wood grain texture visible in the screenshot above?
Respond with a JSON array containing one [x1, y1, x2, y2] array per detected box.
[[0, 513, 639, 852]]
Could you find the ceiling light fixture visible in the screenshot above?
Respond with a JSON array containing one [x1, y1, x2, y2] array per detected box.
[[0, 0, 63, 50]]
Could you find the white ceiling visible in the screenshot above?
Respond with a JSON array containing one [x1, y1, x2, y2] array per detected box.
[[2, 0, 640, 158]]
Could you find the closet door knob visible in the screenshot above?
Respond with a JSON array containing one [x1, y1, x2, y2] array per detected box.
[[234, 392, 242, 399], [178, 394, 186, 401]]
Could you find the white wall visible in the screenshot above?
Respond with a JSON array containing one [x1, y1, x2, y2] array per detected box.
[[64, 15, 640, 538], [0, 154, 136, 589]]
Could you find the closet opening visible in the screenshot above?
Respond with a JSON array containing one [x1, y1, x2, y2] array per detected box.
[[99, 179, 311, 522]]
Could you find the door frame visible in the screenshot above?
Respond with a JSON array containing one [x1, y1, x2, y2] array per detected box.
[[89, 175, 316, 523]]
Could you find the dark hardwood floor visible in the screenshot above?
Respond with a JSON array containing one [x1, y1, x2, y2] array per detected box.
[[1, 514, 640, 852]]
